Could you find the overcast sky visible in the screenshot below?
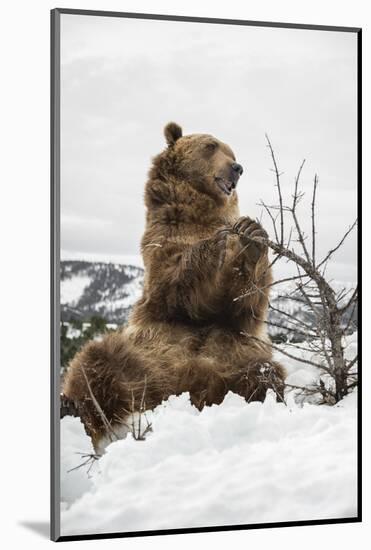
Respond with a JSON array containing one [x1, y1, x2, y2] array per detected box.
[[60, 14, 358, 282]]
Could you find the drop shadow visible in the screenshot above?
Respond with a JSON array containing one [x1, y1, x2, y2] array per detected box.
[[18, 521, 50, 539]]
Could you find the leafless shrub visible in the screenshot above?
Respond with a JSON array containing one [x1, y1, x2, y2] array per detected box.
[[239, 136, 358, 403], [130, 376, 153, 441]]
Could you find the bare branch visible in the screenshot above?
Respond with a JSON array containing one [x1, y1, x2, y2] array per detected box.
[[343, 299, 358, 335], [255, 236, 338, 314], [340, 286, 358, 313], [269, 273, 311, 288], [233, 273, 310, 302], [129, 377, 153, 441], [292, 205, 311, 263], [252, 311, 319, 342], [240, 331, 326, 370], [67, 452, 101, 475], [265, 134, 284, 245], [268, 301, 318, 336], [293, 159, 306, 210], [287, 226, 294, 249], [317, 220, 357, 269], [336, 286, 353, 303], [346, 355, 358, 372], [260, 199, 279, 243], [311, 174, 318, 265], [285, 382, 336, 402]]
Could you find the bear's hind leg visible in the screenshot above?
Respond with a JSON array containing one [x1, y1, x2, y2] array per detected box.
[[62, 331, 167, 453], [229, 359, 286, 403], [174, 357, 230, 410], [173, 356, 286, 410]]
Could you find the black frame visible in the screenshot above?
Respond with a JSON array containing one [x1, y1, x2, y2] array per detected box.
[[51, 8, 362, 542]]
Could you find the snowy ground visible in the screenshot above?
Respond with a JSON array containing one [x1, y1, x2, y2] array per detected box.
[[60, 335, 358, 537]]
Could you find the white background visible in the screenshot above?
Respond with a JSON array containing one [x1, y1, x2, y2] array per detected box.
[[0, 0, 368, 548]]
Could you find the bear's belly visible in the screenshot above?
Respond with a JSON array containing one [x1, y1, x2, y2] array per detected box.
[[125, 320, 269, 369]]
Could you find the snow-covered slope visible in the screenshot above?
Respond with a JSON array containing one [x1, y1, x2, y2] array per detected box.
[[60, 261, 144, 324], [60, 388, 357, 536]]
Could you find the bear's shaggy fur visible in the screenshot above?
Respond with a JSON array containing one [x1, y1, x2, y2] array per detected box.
[[63, 123, 286, 451]]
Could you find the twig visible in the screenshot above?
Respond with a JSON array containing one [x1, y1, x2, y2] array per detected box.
[[260, 199, 279, 243], [293, 159, 306, 210], [346, 355, 358, 372], [265, 134, 284, 245], [268, 301, 318, 336], [343, 298, 358, 334], [129, 377, 153, 441], [340, 286, 358, 313], [67, 452, 101, 475], [311, 174, 318, 266], [317, 220, 357, 269], [81, 365, 118, 443], [232, 273, 310, 302], [285, 382, 336, 400], [240, 331, 325, 370]]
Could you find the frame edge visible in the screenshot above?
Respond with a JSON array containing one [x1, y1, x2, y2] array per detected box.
[[51, 7, 61, 543]]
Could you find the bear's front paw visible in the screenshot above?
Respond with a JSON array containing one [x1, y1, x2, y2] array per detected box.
[[214, 227, 235, 267], [233, 217, 268, 262]]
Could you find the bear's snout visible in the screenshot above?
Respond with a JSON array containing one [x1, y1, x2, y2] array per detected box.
[[231, 162, 244, 176], [228, 162, 244, 190]]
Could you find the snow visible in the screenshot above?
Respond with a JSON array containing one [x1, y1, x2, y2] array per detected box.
[[61, 412, 95, 505], [60, 275, 91, 305], [60, 386, 358, 537], [92, 276, 143, 312], [64, 325, 81, 339]]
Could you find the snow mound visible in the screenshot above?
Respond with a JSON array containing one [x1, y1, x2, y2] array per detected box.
[[61, 390, 357, 536]]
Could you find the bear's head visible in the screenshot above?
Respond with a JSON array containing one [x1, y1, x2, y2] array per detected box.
[[149, 122, 244, 206]]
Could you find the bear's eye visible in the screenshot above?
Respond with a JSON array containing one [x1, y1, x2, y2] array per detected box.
[[204, 141, 218, 152]]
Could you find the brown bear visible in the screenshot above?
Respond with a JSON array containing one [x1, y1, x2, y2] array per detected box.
[[62, 122, 286, 453]]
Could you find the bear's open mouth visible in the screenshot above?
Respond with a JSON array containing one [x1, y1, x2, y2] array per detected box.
[[215, 177, 235, 196]]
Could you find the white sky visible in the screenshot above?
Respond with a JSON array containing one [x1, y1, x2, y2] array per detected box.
[[60, 14, 358, 282]]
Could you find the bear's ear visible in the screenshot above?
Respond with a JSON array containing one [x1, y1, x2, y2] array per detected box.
[[164, 122, 183, 147]]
